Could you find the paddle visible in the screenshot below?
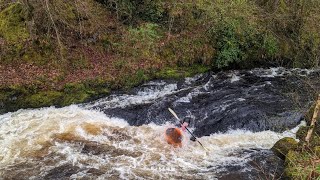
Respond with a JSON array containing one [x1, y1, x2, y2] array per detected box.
[[168, 108, 209, 151]]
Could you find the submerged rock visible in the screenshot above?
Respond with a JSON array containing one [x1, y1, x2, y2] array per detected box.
[[44, 164, 80, 179], [217, 149, 285, 180]]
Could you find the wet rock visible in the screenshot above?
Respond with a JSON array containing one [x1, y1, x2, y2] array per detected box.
[[87, 168, 106, 176], [217, 149, 285, 180], [87, 69, 320, 136], [271, 137, 298, 159], [109, 128, 132, 141], [0, 162, 42, 179], [81, 141, 142, 157], [81, 142, 109, 155], [44, 164, 80, 180]]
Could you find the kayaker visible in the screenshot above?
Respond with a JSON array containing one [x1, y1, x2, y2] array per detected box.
[[167, 108, 206, 150], [165, 121, 191, 147]]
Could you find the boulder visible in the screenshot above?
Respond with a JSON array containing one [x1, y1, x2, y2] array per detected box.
[[271, 137, 298, 159]]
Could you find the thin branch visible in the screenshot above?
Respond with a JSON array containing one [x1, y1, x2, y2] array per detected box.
[[44, 0, 64, 62], [305, 94, 320, 144]]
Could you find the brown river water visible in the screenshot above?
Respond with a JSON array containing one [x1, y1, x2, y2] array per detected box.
[[0, 105, 301, 179]]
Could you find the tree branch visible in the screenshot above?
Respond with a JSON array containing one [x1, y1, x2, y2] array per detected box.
[[305, 94, 320, 144]]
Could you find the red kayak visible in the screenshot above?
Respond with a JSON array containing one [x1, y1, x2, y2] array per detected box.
[[165, 127, 183, 147]]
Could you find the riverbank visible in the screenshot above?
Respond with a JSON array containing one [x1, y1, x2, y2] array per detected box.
[[272, 95, 320, 179], [1, 0, 319, 113], [0, 63, 209, 114]]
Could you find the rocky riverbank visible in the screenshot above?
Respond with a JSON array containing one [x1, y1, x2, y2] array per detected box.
[[272, 95, 320, 179]]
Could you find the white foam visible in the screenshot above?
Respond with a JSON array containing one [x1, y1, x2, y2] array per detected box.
[[85, 83, 178, 109], [230, 74, 241, 83], [250, 67, 318, 78], [184, 74, 204, 85], [0, 105, 305, 179], [238, 98, 246, 101]]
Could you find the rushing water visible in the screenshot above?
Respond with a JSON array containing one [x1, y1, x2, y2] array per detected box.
[[0, 68, 319, 179], [0, 106, 302, 179]]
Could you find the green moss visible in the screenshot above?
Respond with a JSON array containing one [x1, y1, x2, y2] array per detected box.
[[155, 69, 182, 79], [25, 91, 63, 108], [21, 49, 50, 65], [61, 81, 110, 106], [68, 56, 89, 70], [108, 64, 210, 90], [61, 83, 90, 106], [155, 64, 210, 79], [0, 80, 111, 114], [0, 88, 17, 114], [0, 3, 29, 42], [271, 137, 298, 159]]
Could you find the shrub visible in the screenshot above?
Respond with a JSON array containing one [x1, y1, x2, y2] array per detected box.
[[96, 0, 165, 24], [118, 22, 163, 64]]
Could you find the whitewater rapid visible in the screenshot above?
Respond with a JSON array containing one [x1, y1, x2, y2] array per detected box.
[[0, 105, 302, 179], [1, 67, 318, 179]]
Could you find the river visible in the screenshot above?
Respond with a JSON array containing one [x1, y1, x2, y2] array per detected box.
[[0, 67, 319, 179]]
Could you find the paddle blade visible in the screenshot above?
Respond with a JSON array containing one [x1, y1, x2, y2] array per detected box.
[[168, 108, 181, 122]]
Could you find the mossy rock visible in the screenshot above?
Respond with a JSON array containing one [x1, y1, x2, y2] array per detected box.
[[271, 137, 298, 159], [0, 85, 30, 113], [62, 93, 90, 106], [0, 80, 111, 114], [155, 64, 210, 80], [155, 68, 184, 79], [25, 91, 63, 108], [61, 82, 110, 106], [60, 83, 91, 106]]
